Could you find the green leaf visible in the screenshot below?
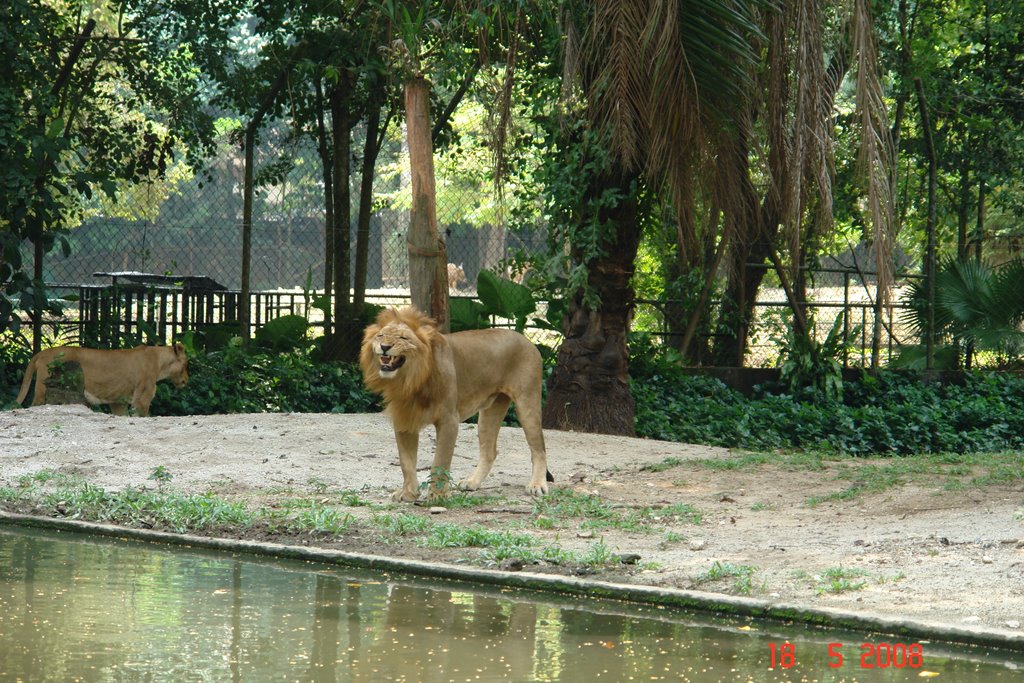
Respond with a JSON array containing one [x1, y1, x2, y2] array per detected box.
[[255, 315, 310, 351], [476, 270, 535, 324], [46, 117, 64, 138], [449, 298, 489, 332]]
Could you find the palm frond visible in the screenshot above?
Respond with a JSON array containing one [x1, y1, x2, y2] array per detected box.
[[584, 0, 649, 169], [852, 0, 896, 311], [991, 256, 1024, 327]]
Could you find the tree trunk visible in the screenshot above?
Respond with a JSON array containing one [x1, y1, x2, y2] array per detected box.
[[405, 75, 448, 331], [314, 75, 334, 335], [325, 73, 361, 361], [353, 77, 385, 316], [914, 76, 938, 370], [543, 168, 640, 436], [240, 124, 255, 343], [710, 128, 782, 367]]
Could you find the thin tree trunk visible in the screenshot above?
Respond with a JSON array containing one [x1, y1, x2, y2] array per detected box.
[[542, 168, 640, 436], [315, 76, 334, 335], [405, 75, 448, 331], [240, 53, 301, 344], [29, 19, 96, 353], [974, 177, 986, 264], [711, 125, 782, 367], [327, 73, 357, 360], [241, 124, 255, 342], [353, 77, 384, 316], [956, 160, 970, 259], [914, 77, 938, 369]]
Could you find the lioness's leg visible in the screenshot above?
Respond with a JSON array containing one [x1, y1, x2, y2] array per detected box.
[[459, 394, 511, 491], [132, 384, 156, 417], [427, 418, 459, 501], [393, 430, 421, 502], [31, 362, 49, 406], [514, 389, 550, 496]]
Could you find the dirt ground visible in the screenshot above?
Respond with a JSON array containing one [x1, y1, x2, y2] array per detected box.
[[2, 404, 1022, 635]]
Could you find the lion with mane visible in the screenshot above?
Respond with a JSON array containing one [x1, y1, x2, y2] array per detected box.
[[360, 306, 551, 501], [16, 344, 189, 416]]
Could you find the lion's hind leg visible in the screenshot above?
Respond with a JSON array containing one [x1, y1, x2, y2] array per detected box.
[[459, 394, 511, 492], [30, 360, 50, 406], [514, 388, 550, 497]]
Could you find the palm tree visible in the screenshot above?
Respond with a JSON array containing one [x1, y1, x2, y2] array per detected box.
[[899, 257, 1024, 369], [541, 0, 762, 435]]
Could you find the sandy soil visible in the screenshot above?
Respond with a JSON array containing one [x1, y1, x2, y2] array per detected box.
[[2, 404, 1022, 635]]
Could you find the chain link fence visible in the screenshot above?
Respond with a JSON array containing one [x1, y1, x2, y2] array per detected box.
[[24, 113, 915, 367], [39, 121, 542, 294]]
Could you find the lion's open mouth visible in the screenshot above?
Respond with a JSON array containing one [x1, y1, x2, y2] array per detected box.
[[379, 355, 406, 373]]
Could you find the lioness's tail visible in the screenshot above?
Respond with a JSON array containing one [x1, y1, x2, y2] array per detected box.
[[15, 355, 38, 405]]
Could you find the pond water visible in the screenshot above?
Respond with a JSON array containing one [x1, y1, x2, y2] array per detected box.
[[0, 526, 1021, 682]]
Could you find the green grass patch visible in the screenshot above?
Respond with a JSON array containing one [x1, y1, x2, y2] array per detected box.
[[287, 503, 355, 535], [694, 560, 760, 595], [423, 523, 537, 560], [795, 566, 871, 594], [370, 512, 432, 536], [532, 488, 701, 532], [3, 469, 354, 536], [641, 457, 685, 473]]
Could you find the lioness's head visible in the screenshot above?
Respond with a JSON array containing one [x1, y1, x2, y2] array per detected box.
[[360, 307, 438, 394], [166, 342, 190, 388]]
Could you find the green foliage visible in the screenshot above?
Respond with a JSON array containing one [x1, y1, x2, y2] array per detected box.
[[150, 345, 378, 415], [449, 270, 536, 333], [1, 0, 221, 334], [695, 561, 760, 595], [476, 270, 536, 332], [777, 313, 860, 402], [631, 347, 1024, 455], [254, 314, 311, 352], [0, 337, 32, 391], [449, 298, 491, 333], [898, 256, 1024, 367]]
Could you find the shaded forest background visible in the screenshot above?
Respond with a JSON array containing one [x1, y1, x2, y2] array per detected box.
[[3, 0, 1024, 435]]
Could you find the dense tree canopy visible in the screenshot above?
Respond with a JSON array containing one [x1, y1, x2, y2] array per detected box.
[[3, 0, 1024, 431]]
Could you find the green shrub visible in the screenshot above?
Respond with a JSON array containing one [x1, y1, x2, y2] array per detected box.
[[151, 345, 378, 416], [631, 355, 1024, 455]]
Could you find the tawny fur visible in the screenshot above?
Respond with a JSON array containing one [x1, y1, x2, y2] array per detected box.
[[446, 263, 466, 290], [360, 306, 550, 502], [16, 344, 189, 416]]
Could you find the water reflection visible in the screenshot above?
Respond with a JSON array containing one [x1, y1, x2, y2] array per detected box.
[[0, 526, 1020, 682]]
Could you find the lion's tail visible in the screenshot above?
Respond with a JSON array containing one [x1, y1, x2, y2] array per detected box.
[[15, 355, 38, 405]]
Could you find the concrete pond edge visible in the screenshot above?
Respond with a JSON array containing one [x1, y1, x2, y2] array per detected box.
[[2, 510, 1022, 653]]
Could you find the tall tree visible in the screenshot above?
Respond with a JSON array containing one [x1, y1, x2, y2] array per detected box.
[[541, 0, 762, 434], [1, 0, 228, 347]]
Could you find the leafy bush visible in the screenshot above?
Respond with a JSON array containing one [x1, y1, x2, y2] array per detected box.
[[10, 324, 1024, 458], [151, 344, 379, 416], [0, 336, 32, 393], [632, 355, 1024, 455]]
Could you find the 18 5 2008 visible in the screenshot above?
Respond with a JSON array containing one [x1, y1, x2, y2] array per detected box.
[[768, 641, 925, 669]]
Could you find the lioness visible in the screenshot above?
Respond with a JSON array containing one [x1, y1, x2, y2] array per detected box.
[[446, 263, 466, 290], [360, 306, 551, 502], [16, 343, 189, 416]]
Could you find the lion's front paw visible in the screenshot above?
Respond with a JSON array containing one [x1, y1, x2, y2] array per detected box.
[[425, 485, 451, 504], [525, 481, 549, 497], [392, 488, 419, 503], [456, 477, 481, 492]]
